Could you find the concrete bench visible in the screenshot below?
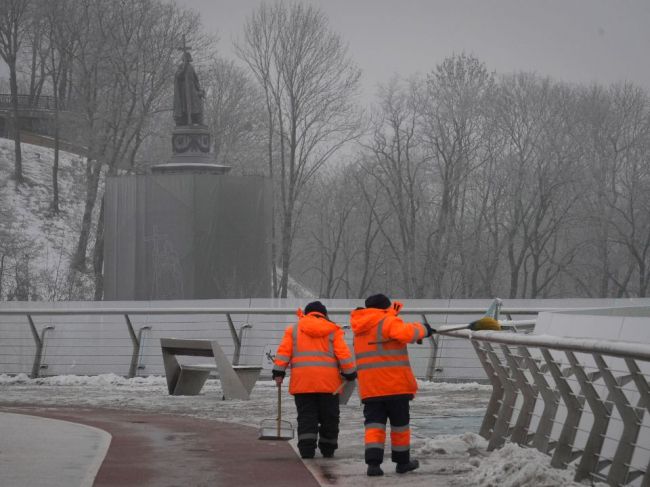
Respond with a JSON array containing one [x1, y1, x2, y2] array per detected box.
[[160, 338, 262, 400]]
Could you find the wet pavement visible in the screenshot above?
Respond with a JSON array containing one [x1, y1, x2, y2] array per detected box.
[[1, 406, 319, 487], [0, 378, 492, 486]]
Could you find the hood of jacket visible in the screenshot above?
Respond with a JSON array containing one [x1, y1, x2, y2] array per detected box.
[[350, 308, 388, 335], [350, 301, 403, 335], [297, 310, 339, 337]]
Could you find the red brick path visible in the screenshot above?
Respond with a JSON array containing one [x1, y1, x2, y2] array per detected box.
[[4, 406, 319, 487]]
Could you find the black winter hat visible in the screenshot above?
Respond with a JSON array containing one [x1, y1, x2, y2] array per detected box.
[[305, 301, 327, 316], [365, 294, 391, 310]]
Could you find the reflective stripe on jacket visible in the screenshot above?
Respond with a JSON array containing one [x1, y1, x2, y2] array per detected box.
[[350, 303, 426, 400], [273, 310, 356, 394]]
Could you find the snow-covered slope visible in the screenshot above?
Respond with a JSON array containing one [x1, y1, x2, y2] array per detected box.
[[0, 138, 91, 300]]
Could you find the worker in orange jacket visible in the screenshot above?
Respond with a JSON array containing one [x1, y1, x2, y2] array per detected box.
[[350, 294, 433, 477], [273, 301, 357, 459]]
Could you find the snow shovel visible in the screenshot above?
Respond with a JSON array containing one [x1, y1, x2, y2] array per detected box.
[[259, 382, 294, 441], [333, 380, 356, 405]]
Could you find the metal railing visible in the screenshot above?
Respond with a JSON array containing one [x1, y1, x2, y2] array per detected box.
[[0, 305, 539, 380], [442, 328, 650, 486], [0, 94, 62, 111]]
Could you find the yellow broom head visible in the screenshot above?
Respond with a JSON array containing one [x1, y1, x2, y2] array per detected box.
[[469, 316, 501, 331]]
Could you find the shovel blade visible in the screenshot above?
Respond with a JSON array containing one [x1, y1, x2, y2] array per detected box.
[[258, 419, 294, 441]]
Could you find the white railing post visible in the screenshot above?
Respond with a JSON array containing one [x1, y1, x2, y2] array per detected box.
[[519, 346, 559, 454], [624, 358, 650, 485], [27, 314, 54, 378], [540, 348, 583, 470], [593, 354, 642, 485], [225, 313, 241, 365], [566, 351, 612, 482], [125, 314, 151, 378], [501, 345, 537, 445], [485, 343, 517, 451], [473, 340, 503, 440]]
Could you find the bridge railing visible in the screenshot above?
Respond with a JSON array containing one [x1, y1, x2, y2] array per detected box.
[[0, 305, 538, 381], [442, 328, 650, 486], [0, 93, 62, 110]]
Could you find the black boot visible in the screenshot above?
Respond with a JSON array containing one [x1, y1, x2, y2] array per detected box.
[[367, 464, 384, 476], [396, 459, 419, 474]]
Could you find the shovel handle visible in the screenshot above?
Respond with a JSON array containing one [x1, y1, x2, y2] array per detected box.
[[277, 382, 282, 438], [332, 382, 346, 395]]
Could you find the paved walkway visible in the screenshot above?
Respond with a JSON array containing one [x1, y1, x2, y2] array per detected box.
[[0, 411, 110, 487], [1, 406, 319, 487]]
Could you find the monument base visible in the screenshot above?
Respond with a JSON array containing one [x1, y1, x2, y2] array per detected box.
[[150, 124, 231, 174], [150, 162, 231, 175]]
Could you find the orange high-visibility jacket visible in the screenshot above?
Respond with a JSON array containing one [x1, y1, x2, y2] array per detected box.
[[350, 302, 427, 400], [273, 310, 356, 395]]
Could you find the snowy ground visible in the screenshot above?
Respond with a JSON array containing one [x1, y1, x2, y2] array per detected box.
[[0, 138, 93, 300], [0, 374, 601, 486]]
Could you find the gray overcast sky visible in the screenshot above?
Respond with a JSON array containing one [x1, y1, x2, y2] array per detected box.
[[179, 0, 650, 99]]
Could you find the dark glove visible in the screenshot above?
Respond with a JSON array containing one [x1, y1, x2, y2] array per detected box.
[[423, 322, 435, 337], [416, 322, 434, 343], [342, 371, 357, 381], [272, 370, 286, 379]]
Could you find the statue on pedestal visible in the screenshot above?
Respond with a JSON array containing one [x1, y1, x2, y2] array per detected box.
[[173, 39, 205, 126], [150, 34, 230, 174]]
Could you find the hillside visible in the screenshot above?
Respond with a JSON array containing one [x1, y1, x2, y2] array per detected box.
[[0, 137, 317, 301], [0, 138, 94, 300]]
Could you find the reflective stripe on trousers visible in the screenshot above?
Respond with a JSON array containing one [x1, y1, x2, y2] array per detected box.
[[364, 423, 410, 452], [390, 424, 410, 451], [365, 422, 386, 450]]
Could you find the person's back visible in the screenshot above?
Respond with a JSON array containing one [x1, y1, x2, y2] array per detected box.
[[273, 301, 356, 458], [349, 294, 432, 476]]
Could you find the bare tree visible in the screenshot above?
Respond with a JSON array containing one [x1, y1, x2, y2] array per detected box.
[[41, 0, 77, 213], [490, 74, 583, 298], [64, 0, 203, 289], [22, 4, 47, 105], [301, 169, 353, 297], [455, 128, 509, 298], [236, 2, 361, 297], [0, 0, 31, 184], [596, 84, 650, 296], [203, 57, 266, 173], [495, 73, 554, 297], [359, 77, 432, 297], [420, 54, 494, 297], [352, 167, 391, 298]]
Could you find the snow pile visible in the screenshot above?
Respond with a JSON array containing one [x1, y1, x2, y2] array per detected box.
[[33, 373, 165, 387], [416, 431, 487, 456], [463, 443, 593, 487], [417, 380, 491, 392], [0, 373, 30, 384]]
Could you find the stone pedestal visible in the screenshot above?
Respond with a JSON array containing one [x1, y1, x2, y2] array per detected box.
[[150, 124, 231, 174]]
